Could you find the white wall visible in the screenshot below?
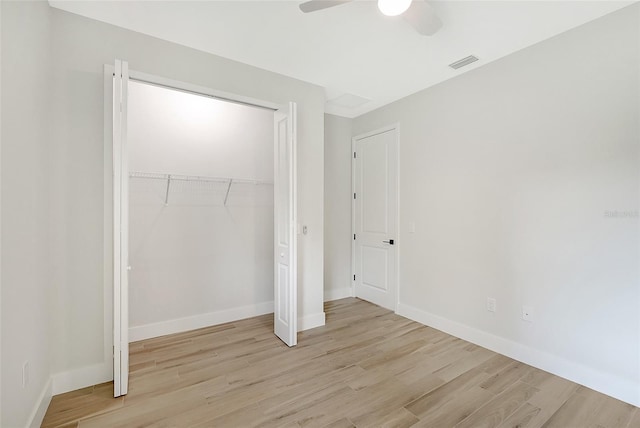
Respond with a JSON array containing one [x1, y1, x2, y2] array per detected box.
[[351, 4, 640, 405], [128, 81, 275, 339], [0, 1, 325, 420], [1, 1, 54, 426], [324, 114, 353, 301], [128, 82, 274, 180]]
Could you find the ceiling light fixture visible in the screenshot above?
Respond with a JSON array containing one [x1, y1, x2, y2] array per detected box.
[[378, 0, 412, 17]]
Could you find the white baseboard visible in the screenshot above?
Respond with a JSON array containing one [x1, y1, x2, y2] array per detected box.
[[52, 362, 112, 396], [129, 301, 275, 342], [324, 287, 353, 302], [26, 377, 52, 428], [397, 303, 640, 407], [298, 311, 326, 331]]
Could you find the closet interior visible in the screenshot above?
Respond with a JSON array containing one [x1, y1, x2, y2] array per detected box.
[[127, 80, 275, 340]]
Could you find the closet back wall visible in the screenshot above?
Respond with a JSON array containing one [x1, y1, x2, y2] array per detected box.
[[128, 81, 274, 341]]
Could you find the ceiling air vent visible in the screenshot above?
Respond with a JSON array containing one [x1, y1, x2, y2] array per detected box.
[[449, 55, 479, 70]]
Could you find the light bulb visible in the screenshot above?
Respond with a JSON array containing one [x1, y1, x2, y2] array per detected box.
[[378, 0, 412, 17]]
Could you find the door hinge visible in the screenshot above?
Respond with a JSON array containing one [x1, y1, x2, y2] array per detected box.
[[353, 193, 356, 199], [353, 274, 356, 281], [354, 234, 356, 240], [353, 152, 356, 159]]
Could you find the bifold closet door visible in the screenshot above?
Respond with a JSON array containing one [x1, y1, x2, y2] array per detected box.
[[113, 59, 130, 397], [274, 102, 298, 347]]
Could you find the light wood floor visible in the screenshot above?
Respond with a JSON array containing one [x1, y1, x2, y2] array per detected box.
[[42, 298, 639, 428]]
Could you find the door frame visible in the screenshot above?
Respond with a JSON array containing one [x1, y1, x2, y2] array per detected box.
[[104, 64, 292, 395], [351, 123, 401, 311]]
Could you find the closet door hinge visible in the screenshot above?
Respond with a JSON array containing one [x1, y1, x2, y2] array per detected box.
[[353, 152, 356, 159], [353, 234, 356, 240], [353, 193, 356, 200], [353, 274, 356, 281]]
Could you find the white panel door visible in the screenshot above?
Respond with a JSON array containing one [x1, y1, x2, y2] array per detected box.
[[353, 127, 398, 310], [113, 59, 129, 397], [274, 102, 298, 347]]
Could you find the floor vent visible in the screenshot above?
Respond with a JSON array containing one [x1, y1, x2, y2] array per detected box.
[[449, 55, 479, 70]]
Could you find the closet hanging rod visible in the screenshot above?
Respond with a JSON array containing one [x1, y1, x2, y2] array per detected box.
[[129, 171, 273, 185]]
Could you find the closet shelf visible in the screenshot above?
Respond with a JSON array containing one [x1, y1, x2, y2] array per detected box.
[[129, 171, 273, 206]]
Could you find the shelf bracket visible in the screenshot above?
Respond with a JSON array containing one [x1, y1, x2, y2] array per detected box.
[[164, 174, 172, 205], [223, 178, 233, 206]]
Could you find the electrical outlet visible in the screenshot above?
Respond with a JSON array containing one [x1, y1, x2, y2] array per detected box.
[[22, 361, 29, 388], [522, 305, 534, 322], [486, 298, 497, 313]]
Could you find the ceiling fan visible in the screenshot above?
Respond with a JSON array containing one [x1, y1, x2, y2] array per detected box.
[[298, 0, 443, 36]]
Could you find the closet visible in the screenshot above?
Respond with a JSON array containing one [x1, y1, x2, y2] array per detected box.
[[126, 80, 275, 341], [111, 61, 298, 396]]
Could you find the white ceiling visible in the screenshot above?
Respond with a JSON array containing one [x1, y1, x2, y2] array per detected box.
[[49, 0, 633, 118]]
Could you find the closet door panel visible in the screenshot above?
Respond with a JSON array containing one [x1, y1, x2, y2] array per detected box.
[[113, 58, 129, 397], [273, 102, 297, 347]]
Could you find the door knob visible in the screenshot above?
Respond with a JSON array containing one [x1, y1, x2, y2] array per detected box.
[[383, 239, 394, 245]]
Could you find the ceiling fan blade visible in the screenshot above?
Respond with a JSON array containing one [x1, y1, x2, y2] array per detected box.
[[402, 0, 442, 36], [299, 0, 353, 14]]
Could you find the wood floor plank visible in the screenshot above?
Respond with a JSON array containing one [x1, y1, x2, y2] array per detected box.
[[348, 376, 436, 425], [541, 388, 603, 428], [497, 402, 542, 428], [41, 298, 638, 428], [322, 417, 356, 428], [428, 346, 496, 383], [625, 408, 640, 428], [42, 393, 124, 428], [455, 381, 539, 428], [353, 407, 418, 428], [480, 361, 535, 394], [411, 386, 495, 427], [585, 393, 637, 428], [404, 362, 494, 418], [520, 372, 579, 428]]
